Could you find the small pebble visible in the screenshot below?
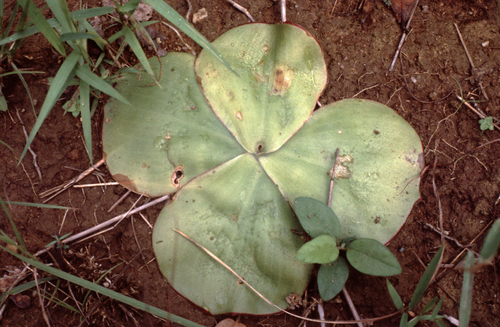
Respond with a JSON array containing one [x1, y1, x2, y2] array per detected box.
[[481, 41, 490, 47]]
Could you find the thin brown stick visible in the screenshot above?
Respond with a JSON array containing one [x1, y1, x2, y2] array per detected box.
[[173, 228, 403, 325], [108, 189, 132, 213], [33, 268, 51, 327], [342, 288, 364, 327], [454, 23, 489, 100], [389, 0, 420, 71]]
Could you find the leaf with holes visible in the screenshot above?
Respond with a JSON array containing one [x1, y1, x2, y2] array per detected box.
[[103, 22, 422, 315]]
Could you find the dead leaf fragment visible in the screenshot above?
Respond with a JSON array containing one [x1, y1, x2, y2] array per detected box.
[[10, 294, 31, 308], [193, 8, 208, 23]]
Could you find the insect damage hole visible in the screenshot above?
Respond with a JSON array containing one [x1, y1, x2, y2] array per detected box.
[[171, 166, 184, 188]]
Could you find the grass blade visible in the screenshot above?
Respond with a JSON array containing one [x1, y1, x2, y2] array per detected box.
[[74, 65, 130, 105], [431, 297, 444, 321], [143, 0, 237, 75], [480, 218, 500, 261], [60, 32, 106, 44], [10, 62, 40, 118], [122, 25, 155, 78], [0, 197, 26, 252], [6, 201, 71, 210], [71, 7, 114, 20], [0, 139, 14, 151], [19, 50, 80, 164], [386, 279, 404, 311], [45, 0, 75, 34], [459, 250, 475, 327], [0, 246, 204, 327], [408, 245, 444, 311], [17, 0, 66, 55], [79, 80, 92, 164]]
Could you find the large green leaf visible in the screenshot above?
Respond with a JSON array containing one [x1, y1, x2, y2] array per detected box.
[[102, 53, 244, 196], [259, 99, 423, 244], [153, 153, 312, 315], [195, 23, 327, 154]]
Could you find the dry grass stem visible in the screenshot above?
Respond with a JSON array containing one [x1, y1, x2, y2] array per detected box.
[[108, 189, 132, 213], [389, 0, 420, 71], [342, 287, 364, 327], [39, 159, 105, 203], [226, 0, 255, 22], [162, 22, 196, 55]]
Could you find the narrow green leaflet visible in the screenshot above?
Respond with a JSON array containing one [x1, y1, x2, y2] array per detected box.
[[122, 25, 155, 78], [293, 197, 340, 239], [19, 50, 80, 164], [46, 0, 75, 34], [296, 235, 339, 264], [386, 279, 404, 310], [60, 32, 106, 44], [346, 238, 401, 276], [0, 90, 7, 111], [459, 251, 474, 327], [421, 296, 438, 314], [318, 257, 349, 301], [17, 0, 65, 55], [74, 65, 130, 105], [431, 297, 444, 321], [408, 245, 444, 310], [79, 80, 92, 164], [143, 0, 236, 74], [480, 219, 500, 261]]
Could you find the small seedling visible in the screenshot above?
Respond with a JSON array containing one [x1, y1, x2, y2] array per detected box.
[[45, 232, 71, 250], [479, 116, 494, 131], [293, 197, 402, 301]]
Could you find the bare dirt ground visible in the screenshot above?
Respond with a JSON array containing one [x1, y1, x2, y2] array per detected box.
[[1, 0, 500, 326]]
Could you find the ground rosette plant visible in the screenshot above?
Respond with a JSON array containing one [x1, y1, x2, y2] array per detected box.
[[102, 23, 423, 315]]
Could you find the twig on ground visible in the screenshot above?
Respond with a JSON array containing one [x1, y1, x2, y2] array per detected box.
[[35, 194, 170, 258], [73, 182, 119, 188], [161, 22, 196, 55], [432, 148, 445, 245], [317, 299, 326, 327], [454, 23, 488, 100], [389, 0, 419, 71], [185, 0, 192, 21], [424, 223, 467, 249], [67, 282, 89, 325], [297, 297, 319, 327], [33, 268, 51, 327], [351, 84, 379, 98], [343, 287, 364, 327], [329, 0, 338, 17], [456, 95, 500, 131], [39, 159, 105, 203], [435, 219, 494, 282], [281, 0, 286, 22], [108, 189, 132, 213], [58, 209, 70, 235], [131, 216, 150, 272], [16, 109, 43, 185], [226, 0, 254, 22]]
